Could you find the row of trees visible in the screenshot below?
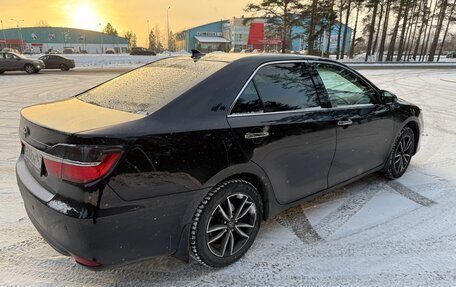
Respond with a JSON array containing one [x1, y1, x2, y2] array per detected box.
[[96, 23, 177, 52], [246, 0, 455, 61]]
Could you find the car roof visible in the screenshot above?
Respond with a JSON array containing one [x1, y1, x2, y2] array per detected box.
[[192, 53, 331, 65]]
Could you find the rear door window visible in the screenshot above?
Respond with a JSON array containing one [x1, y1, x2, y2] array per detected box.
[[231, 82, 264, 114], [252, 63, 319, 113], [78, 57, 227, 115], [230, 62, 319, 115]]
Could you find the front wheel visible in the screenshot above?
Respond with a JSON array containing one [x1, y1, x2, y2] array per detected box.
[[190, 179, 262, 267], [24, 64, 36, 74], [382, 126, 415, 179], [60, 64, 69, 71]]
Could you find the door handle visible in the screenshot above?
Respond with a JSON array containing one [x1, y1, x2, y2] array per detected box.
[[337, 119, 353, 126], [244, 131, 269, 139]]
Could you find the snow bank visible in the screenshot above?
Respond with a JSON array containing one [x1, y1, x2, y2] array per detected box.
[[28, 51, 191, 69]]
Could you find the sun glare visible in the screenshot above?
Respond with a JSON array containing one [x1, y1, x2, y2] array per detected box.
[[70, 2, 102, 31]]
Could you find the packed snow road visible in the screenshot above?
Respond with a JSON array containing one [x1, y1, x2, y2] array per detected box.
[[0, 68, 455, 286]]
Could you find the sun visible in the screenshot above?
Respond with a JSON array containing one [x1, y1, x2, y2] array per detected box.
[[70, 2, 102, 31]]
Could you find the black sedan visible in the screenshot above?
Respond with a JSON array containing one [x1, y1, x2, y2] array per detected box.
[[38, 54, 75, 71], [16, 53, 423, 268]]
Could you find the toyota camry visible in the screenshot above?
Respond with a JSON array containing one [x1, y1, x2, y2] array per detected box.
[[16, 52, 423, 268]]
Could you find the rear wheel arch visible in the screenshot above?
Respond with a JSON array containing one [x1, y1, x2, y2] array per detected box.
[[204, 165, 275, 220], [405, 120, 420, 155]]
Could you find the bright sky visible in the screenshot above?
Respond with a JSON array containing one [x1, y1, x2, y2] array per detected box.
[[1, 0, 258, 46]]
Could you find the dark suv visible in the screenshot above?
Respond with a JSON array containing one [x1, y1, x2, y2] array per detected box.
[[0, 52, 45, 74]]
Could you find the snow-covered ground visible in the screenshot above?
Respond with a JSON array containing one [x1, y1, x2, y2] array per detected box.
[[0, 68, 456, 286]]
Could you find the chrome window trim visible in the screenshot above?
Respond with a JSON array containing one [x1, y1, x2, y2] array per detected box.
[[228, 106, 324, 118], [227, 60, 313, 117], [228, 103, 376, 118]]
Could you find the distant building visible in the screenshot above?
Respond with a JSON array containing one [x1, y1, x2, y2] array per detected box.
[[176, 17, 353, 54], [0, 27, 128, 54], [175, 21, 231, 53]]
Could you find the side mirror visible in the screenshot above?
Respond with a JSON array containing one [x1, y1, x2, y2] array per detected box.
[[381, 90, 398, 104]]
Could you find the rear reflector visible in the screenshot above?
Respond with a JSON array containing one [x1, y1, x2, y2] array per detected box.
[[44, 152, 121, 184], [70, 253, 102, 267]]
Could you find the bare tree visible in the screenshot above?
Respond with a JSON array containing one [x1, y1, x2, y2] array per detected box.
[[372, 0, 385, 56], [421, 0, 439, 61], [387, 0, 406, 61], [350, 0, 364, 58], [437, 0, 456, 60], [336, 0, 345, 59], [340, 0, 353, 59], [429, 0, 450, 61], [365, 0, 380, 61], [396, 0, 413, 61], [377, 0, 393, 61]]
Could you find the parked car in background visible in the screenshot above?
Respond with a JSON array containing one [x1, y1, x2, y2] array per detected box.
[[130, 47, 156, 55], [0, 52, 44, 74], [447, 51, 456, 58], [38, 54, 75, 71], [105, 48, 116, 54], [22, 48, 37, 55], [2, 47, 21, 54], [46, 49, 61, 54], [63, 48, 75, 54], [16, 53, 422, 268]]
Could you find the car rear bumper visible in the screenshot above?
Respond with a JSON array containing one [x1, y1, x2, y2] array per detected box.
[[16, 157, 209, 267]]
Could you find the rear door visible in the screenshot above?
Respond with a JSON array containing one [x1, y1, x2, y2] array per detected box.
[[47, 55, 59, 68], [312, 61, 395, 187], [227, 61, 336, 204]]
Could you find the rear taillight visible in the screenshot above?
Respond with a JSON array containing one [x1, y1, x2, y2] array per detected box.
[[44, 152, 121, 184], [70, 253, 101, 267]]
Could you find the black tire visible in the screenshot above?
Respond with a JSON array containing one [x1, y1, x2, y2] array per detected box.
[[382, 126, 415, 179], [0, 71, 4, 74], [60, 64, 69, 71], [190, 179, 263, 267], [24, 64, 36, 74]]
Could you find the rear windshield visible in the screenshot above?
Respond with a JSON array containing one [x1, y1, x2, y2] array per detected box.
[[77, 57, 227, 115]]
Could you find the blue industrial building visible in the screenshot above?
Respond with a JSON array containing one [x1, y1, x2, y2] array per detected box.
[[176, 17, 353, 54], [0, 27, 128, 53], [175, 21, 231, 52], [291, 22, 352, 54]]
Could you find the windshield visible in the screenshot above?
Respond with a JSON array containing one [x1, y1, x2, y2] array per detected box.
[[77, 57, 227, 115]]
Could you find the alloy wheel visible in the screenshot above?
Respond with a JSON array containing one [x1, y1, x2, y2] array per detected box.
[[25, 65, 35, 74], [206, 193, 257, 258], [393, 134, 413, 174]]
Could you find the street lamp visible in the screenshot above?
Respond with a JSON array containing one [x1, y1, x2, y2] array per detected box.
[[167, 6, 171, 55], [0, 20, 7, 49], [99, 22, 104, 54], [10, 18, 24, 52]]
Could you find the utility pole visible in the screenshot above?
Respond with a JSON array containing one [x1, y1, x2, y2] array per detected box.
[[167, 6, 171, 55], [99, 22, 104, 54], [0, 20, 7, 49], [10, 19, 24, 52]]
